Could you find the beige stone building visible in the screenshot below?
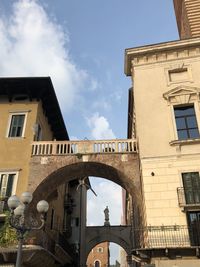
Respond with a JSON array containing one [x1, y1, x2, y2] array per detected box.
[[124, 0, 200, 266]]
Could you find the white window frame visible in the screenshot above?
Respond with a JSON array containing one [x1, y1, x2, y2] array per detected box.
[[0, 171, 18, 197], [6, 112, 28, 138], [163, 86, 200, 144]]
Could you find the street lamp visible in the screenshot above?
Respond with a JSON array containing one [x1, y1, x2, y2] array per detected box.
[[7, 192, 49, 267]]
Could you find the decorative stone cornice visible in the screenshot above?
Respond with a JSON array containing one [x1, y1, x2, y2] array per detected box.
[[125, 37, 200, 76]]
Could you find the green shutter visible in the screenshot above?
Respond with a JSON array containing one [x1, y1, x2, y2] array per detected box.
[[6, 174, 14, 197]]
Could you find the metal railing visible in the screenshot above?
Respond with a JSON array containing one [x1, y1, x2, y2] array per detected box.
[[134, 225, 200, 249], [177, 187, 200, 207], [31, 138, 138, 156]]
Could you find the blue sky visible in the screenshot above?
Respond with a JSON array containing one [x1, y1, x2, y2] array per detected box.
[[0, 0, 178, 140], [0, 0, 179, 262]]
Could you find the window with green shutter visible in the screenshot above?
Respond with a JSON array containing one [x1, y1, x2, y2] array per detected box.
[[0, 173, 16, 198], [182, 172, 200, 204]]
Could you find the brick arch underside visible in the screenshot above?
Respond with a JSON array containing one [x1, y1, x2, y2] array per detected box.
[[85, 232, 132, 257], [31, 161, 140, 207]]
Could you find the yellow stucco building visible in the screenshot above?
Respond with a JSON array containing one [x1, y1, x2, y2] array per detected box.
[[0, 77, 82, 266], [0, 77, 68, 210]]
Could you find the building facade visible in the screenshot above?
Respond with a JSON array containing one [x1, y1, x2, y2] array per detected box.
[[0, 77, 81, 266], [0, 77, 68, 204], [124, 1, 200, 266], [87, 242, 110, 267], [2, 2, 200, 267]]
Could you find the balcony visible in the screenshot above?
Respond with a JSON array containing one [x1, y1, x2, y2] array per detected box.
[[31, 138, 137, 156], [134, 225, 200, 248], [133, 225, 200, 261], [177, 187, 200, 208]]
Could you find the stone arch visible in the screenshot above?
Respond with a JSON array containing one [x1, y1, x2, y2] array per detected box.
[[85, 226, 132, 258], [29, 161, 141, 207]]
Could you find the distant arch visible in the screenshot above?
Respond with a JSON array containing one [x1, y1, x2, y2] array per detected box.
[[85, 226, 132, 258]]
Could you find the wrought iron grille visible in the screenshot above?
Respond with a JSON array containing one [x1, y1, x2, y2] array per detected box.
[[134, 225, 200, 248]]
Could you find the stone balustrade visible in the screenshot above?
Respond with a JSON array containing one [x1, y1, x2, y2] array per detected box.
[[31, 138, 137, 156]]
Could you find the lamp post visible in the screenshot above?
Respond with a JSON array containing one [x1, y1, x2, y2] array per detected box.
[[7, 192, 49, 267]]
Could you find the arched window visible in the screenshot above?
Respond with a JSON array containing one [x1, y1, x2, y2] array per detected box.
[[94, 260, 101, 267]]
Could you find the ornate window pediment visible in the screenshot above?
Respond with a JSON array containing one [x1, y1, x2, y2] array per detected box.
[[163, 85, 200, 104]]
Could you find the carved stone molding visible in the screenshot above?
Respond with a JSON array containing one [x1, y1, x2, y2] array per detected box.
[[163, 85, 200, 104], [125, 38, 200, 75]]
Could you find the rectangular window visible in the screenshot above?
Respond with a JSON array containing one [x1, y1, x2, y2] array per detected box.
[[8, 114, 25, 137], [0, 173, 16, 198], [182, 172, 200, 204], [187, 211, 200, 246], [174, 105, 199, 140]]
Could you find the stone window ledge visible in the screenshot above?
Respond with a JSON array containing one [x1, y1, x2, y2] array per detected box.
[[170, 138, 200, 146]]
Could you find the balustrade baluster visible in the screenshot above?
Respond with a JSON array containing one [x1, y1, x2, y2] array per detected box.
[[31, 139, 137, 156], [115, 142, 118, 152], [32, 145, 36, 155], [46, 144, 49, 154], [99, 143, 102, 153]]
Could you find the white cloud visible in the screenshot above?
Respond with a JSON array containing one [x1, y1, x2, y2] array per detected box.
[[0, 0, 94, 112], [87, 112, 115, 139]]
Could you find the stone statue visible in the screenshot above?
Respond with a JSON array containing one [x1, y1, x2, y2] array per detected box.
[[104, 206, 110, 226]]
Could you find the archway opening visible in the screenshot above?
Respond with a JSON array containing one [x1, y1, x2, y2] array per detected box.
[[87, 177, 124, 226], [29, 161, 141, 267], [87, 242, 128, 267]]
